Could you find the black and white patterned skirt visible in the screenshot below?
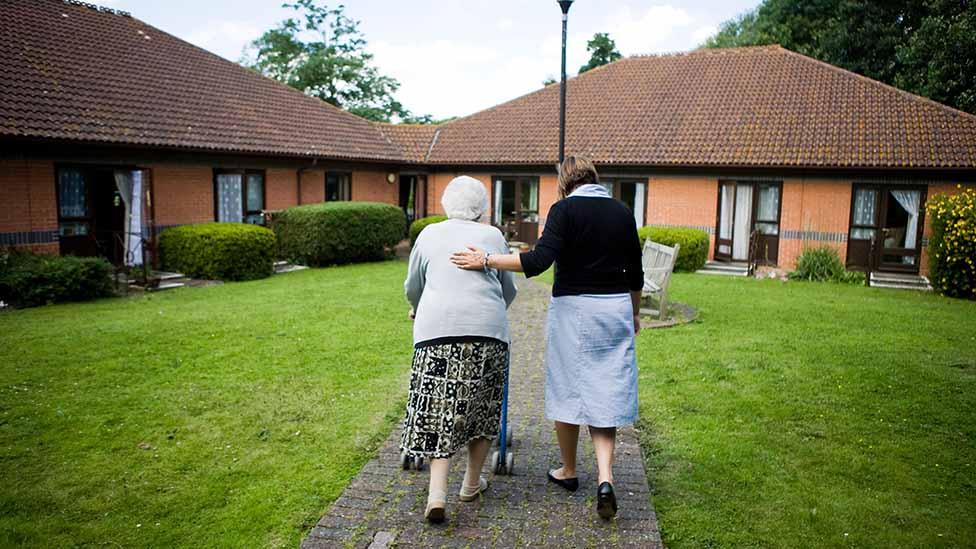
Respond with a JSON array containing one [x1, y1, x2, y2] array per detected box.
[[400, 338, 508, 459]]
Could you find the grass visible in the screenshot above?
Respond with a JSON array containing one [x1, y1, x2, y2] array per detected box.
[[632, 274, 976, 548], [0, 261, 414, 548]]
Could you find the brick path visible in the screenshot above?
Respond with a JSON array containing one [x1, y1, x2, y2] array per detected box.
[[302, 278, 663, 548]]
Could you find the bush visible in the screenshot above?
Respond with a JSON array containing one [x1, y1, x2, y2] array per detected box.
[[159, 223, 275, 281], [0, 252, 114, 308], [636, 226, 709, 272], [927, 187, 976, 299], [272, 202, 405, 266], [409, 215, 448, 246], [788, 246, 863, 284]]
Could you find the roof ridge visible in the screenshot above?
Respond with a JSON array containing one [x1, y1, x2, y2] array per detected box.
[[629, 44, 786, 59], [777, 46, 976, 123]]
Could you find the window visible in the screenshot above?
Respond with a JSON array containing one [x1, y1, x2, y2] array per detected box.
[[214, 170, 265, 224], [603, 179, 647, 227], [57, 168, 90, 236], [849, 187, 879, 240], [326, 172, 351, 201]]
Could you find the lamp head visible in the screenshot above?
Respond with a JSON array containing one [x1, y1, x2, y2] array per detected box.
[[558, 0, 573, 14]]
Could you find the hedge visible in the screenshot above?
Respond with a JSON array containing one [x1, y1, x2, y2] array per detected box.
[[0, 252, 114, 308], [159, 223, 276, 281], [927, 187, 976, 299], [409, 215, 448, 246], [271, 202, 405, 266], [636, 226, 709, 272]]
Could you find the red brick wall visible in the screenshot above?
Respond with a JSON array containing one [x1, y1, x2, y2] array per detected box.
[[151, 165, 214, 226], [646, 175, 719, 259], [266, 168, 298, 210], [0, 159, 58, 254], [778, 178, 853, 270], [298, 169, 324, 205], [427, 173, 493, 218], [352, 168, 398, 204]]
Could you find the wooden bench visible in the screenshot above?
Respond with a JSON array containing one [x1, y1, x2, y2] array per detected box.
[[641, 240, 680, 320]]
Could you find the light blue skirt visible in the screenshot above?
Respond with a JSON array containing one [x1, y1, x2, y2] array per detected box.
[[544, 293, 639, 428]]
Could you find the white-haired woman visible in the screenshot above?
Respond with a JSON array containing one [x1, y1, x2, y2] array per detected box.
[[402, 175, 518, 523]]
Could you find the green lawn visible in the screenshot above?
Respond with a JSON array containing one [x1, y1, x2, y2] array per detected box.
[[0, 261, 413, 548], [634, 274, 976, 548]]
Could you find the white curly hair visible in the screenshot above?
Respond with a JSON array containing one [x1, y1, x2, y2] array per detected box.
[[441, 176, 489, 221]]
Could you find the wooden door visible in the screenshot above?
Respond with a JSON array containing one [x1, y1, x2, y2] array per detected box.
[[752, 182, 782, 265]]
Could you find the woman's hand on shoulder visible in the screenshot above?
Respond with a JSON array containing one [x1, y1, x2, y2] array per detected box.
[[409, 307, 416, 320], [450, 246, 486, 271]]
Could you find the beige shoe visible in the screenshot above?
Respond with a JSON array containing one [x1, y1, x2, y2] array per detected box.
[[458, 477, 489, 502], [425, 489, 446, 523]]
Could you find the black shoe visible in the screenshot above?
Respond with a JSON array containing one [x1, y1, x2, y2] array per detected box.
[[596, 482, 618, 520], [547, 469, 579, 492]]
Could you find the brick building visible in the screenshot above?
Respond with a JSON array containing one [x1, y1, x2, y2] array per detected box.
[[3, 0, 975, 276]]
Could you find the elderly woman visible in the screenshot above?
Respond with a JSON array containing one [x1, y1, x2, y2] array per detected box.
[[402, 175, 518, 523], [451, 156, 642, 520]]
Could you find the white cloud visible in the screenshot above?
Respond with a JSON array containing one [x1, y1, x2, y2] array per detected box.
[[603, 5, 695, 55], [691, 25, 718, 45], [497, 18, 514, 31], [183, 21, 263, 62]]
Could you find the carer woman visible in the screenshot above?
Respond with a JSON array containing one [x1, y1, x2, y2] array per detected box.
[[450, 156, 643, 520], [402, 175, 518, 523]]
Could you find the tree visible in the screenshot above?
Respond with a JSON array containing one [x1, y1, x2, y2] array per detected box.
[[543, 76, 558, 86], [579, 33, 622, 74], [243, 0, 433, 122], [702, 0, 976, 114]]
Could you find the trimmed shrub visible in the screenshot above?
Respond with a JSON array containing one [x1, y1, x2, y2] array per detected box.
[[409, 215, 448, 246], [0, 252, 114, 308], [927, 187, 976, 299], [272, 202, 405, 266], [788, 245, 862, 284], [636, 226, 709, 272], [159, 223, 275, 281]]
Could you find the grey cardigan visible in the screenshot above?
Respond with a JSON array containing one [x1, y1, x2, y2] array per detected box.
[[405, 219, 518, 345]]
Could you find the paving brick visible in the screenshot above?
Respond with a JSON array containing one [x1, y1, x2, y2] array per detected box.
[[303, 278, 663, 548]]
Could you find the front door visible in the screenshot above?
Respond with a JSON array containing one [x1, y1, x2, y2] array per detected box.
[[492, 177, 539, 244], [847, 184, 926, 273], [714, 181, 782, 264], [399, 175, 427, 228]]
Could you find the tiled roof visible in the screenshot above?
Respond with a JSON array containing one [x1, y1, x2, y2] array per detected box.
[[0, 0, 402, 161], [422, 46, 976, 169], [376, 123, 439, 163]]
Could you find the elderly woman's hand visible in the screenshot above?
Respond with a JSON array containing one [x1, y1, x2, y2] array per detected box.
[[450, 246, 487, 271]]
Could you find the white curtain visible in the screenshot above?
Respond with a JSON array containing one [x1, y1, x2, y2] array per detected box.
[[633, 183, 646, 227], [732, 184, 753, 260], [890, 189, 920, 249], [217, 174, 243, 222], [493, 180, 503, 225], [851, 188, 878, 240], [719, 184, 733, 240], [113, 170, 145, 266]]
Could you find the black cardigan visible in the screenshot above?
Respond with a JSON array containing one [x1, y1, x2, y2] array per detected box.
[[520, 196, 644, 297]]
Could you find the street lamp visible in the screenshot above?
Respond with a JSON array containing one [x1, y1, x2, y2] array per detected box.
[[557, 0, 573, 164]]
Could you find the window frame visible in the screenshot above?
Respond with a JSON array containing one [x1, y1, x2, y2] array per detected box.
[[326, 171, 352, 202], [602, 178, 649, 226], [212, 169, 266, 224]]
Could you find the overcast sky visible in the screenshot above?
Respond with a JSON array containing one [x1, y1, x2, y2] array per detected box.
[[100, 0, 761, 119]]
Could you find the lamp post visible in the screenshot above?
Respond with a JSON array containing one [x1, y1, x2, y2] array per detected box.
[[557, 0, 573, 164]]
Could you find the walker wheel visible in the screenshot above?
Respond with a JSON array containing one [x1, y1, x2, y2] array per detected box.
[[400, 452, 425, 471], [400, 451, 410, 470], [505, 451, 514, 474], [413, 455, 425, 471], [490, 450, 501, 474]]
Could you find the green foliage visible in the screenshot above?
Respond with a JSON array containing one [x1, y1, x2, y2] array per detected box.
[[243, 0, 433, 122], [159, 223, 276, 281], [926, 187, 976, 299], [579, 32, 623, 74], [272, 201, 405, 266], [788, 245, 862, 283], [408, 215, 448, 246], [637, 226, 709, 272], [703, 0, 976, 114], [0, 252, 113, 308]]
